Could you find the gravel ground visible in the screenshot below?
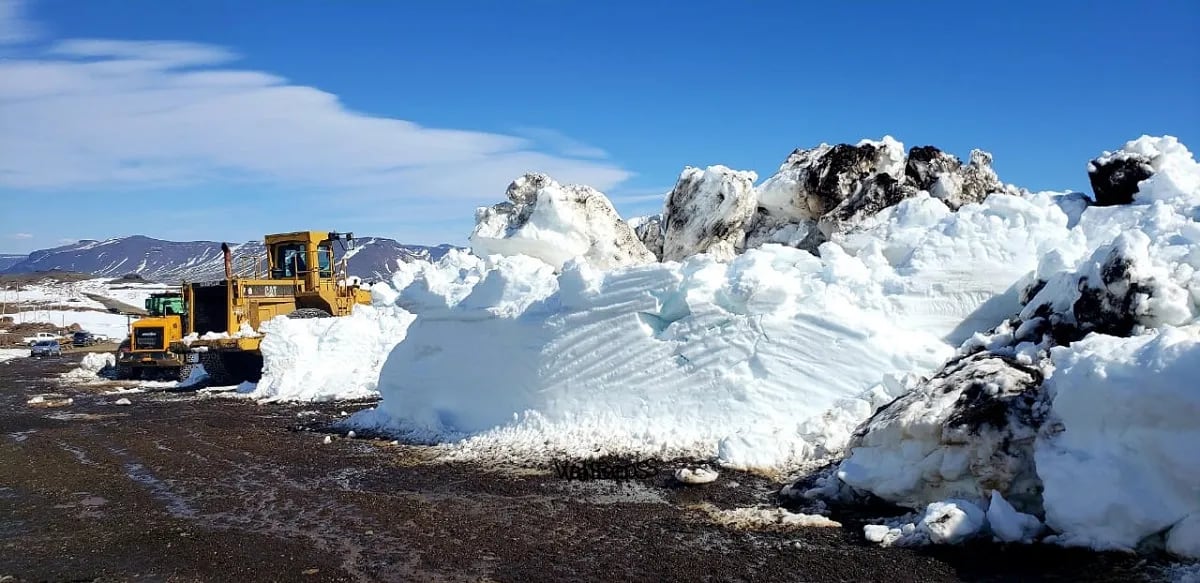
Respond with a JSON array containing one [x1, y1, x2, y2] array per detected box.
[[0, 351, 1170, 582]]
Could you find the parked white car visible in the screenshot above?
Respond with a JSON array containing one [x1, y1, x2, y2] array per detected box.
[[22, 332, 61, 346]]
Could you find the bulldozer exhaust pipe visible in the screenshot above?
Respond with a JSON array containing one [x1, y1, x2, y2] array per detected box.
[[222, 243, 232, 280]]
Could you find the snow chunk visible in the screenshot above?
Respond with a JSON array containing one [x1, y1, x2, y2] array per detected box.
[[674, 467, 719, 485], [470, 173, 655, 271], [113, 398, 132, 406], [661, 165, 759, 261], [1163, 563, 1200, 583], [986, 490, 1043, 543], [629, 214, 665, 260], [62, 352, 116, 380], [837, 352, 1046, 511], [920, 499, 987, 544]]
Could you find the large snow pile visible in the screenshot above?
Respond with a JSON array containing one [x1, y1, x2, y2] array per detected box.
[[249, 303, 415, 402], [830, 135, 1200, 558], [470, 173, 655, 271], [349, 172, 1085, 470]]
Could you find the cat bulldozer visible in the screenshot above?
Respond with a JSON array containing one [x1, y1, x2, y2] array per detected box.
[[114, 292, 191, 381], [168, 230, 372, 385]]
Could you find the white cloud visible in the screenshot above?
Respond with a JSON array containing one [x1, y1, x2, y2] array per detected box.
[[0, 6, 631, 209], [9, 232, 33, 239]]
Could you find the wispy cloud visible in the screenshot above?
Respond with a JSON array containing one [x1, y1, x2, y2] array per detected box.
[[9, 232, 33, 239], [0, 2, 631, 211], [512, 127, 611, 160], [610, 192, 670, 204]]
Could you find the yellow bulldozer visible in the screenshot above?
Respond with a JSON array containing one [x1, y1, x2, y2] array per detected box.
[[168, 230, 372, 385], [115, 292, 190, 381]]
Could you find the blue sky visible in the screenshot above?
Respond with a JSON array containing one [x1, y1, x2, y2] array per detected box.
[[1, 0, 1197, 254]]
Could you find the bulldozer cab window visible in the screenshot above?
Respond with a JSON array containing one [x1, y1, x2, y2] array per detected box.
[[317, 242, 333, 277], [273, 243, 307, 278]]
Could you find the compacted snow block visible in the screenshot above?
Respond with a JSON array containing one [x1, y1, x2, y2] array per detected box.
[[470, 173, 655, 271], [751, 137, 908, 248], [986, 490, 1044, 543], [660, 165, 759, 261]]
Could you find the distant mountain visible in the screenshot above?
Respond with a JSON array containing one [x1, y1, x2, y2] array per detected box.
[[2, 235, 458, 283], [0, 254, 27, 272]]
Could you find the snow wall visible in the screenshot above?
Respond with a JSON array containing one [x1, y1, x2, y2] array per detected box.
[[350, 186, 1080, 471]]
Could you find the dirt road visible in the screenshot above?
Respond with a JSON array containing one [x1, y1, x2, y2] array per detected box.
[[0, 353, 1162, 582]]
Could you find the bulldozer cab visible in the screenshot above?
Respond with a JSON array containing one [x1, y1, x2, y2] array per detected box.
[[144, 292, 185, 318], [265, 231, 346, 287]]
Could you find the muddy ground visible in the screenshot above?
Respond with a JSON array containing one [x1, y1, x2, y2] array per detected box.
[[0, 352, 1170, 582]]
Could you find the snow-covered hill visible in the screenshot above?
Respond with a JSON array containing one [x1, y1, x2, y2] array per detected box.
[[1, 276, 178, 340], [0, 254, 27, 271], [3, 235, 457, 282]]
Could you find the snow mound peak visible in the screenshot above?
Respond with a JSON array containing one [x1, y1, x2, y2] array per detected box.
[[470, 173, 655, 271], [661, 165, 758, 261], [748, 137, 1011, 255]]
